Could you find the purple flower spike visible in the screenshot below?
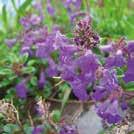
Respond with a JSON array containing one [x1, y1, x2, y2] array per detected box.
[[15, 80, 28, 98], [46, 0, 55, 16], [74, 16, 99, 49], [32, 126, 43, 134]]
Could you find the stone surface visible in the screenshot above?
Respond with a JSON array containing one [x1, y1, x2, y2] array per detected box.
[[76, 106, 103, 134]]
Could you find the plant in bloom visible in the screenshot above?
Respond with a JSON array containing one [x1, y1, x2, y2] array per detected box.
[[2, 2, 134, 133], [9, 14, 133, 125]]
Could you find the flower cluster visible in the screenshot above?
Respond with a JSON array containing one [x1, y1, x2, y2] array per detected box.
[[6, 13, 134, 126]]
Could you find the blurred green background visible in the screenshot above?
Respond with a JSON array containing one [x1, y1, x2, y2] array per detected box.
[[0, 0, 134, 41]]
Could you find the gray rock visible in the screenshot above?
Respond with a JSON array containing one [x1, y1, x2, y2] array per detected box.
[[76, 106, 103, 134]]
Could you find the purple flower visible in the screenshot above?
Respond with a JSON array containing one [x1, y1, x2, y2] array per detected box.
[[20, 14, 41, 30], [70, 79, 89, 100], [59, 45, 79, 66], [15, 80, 28, 98], [61, 52, 99, 100], [21, 46, 34, 56], [30, 14, 42, 26], [92, 69, 119, 101], [97, 99, 124, 124], [32, 126, 43, 134], [36, 43, 48, 58], [60, 124, 78, 134], [34, 1, 44, 21], [70, 11, 86, 23], [92, 86, 108, 101], [123, 41, 134, 83], [63, 0, 82, 10], [21, 26, 48, 55], [46, 0, 55, 16], [100, 69, 118, 91], [99, 42, 114, 53], [5, 38, 16, 48], [20, 15, 31, 30], [123, 58, 134, 83], [92, 68, 127, 124], [126, 40, 134, 54], [38, 70, 46, 89], [105, 51, 126, 68], [46, 58, 58, 77], [100, 38, 127, 68]]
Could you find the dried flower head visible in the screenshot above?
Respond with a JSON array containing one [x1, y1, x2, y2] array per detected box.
[[0, 100, 17, 123], [74, 17, 99, 49]]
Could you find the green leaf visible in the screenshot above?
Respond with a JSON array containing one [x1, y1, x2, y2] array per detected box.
[[61, 88, 71, 111], [21, 53, 29, 63], [2, 5, 8, 30], [11, 0, 17, 12], [125, 82, 134, 91], [3, 124, 19, 134], [30, 76, 37, 86], [43, 82, 52, 98], [23, 124, 33, 134], [40, 59, 49, 67], [7, 53, 19, 63], [18, 0, 33, 15], [50, 50, 59, 63], [51, 110, 61, 123], [22, 66, 36, 74], [0, 68, 12, 75], [92, 47, 102, 55], [0, 113, 4, 119], [27, 59, 38, 66]]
